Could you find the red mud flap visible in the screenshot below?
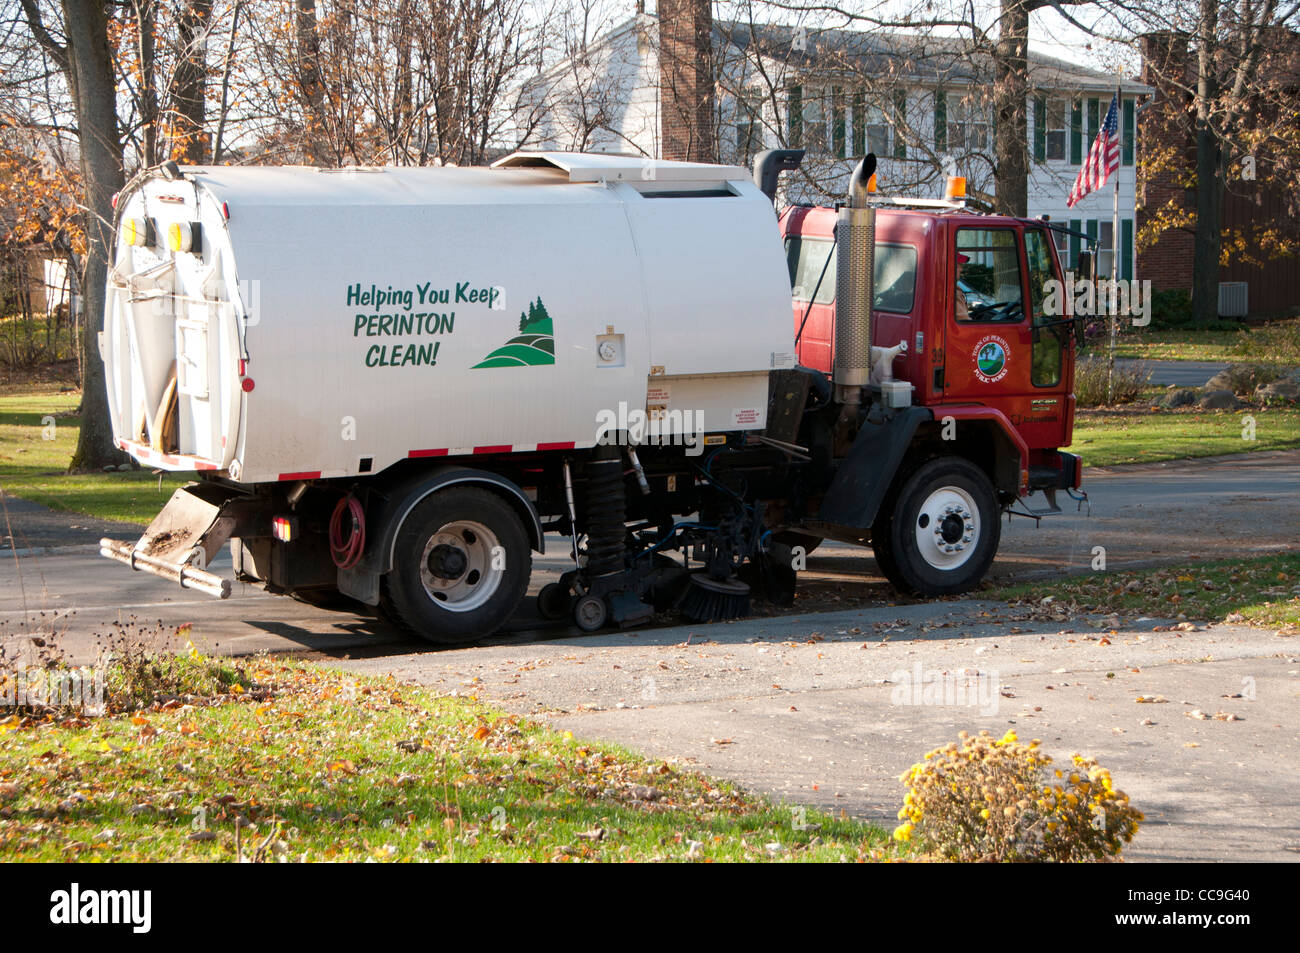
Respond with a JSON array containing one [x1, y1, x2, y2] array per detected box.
[[98, 484, 251, 599]]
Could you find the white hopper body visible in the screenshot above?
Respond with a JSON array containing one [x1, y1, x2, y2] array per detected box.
[[103, 153, 796, 484]]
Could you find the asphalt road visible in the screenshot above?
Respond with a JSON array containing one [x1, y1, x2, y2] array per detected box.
[[2, 450, 1297, 663], [1115, 359, 1228, 389]]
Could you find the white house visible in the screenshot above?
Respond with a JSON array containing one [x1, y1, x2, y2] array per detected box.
[[513, 11, 1150, 279]]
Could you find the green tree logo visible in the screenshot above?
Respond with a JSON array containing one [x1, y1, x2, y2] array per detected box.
[[475, 296, 555, 368]]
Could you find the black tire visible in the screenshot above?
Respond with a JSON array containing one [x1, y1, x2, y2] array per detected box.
[[573, 594, 608, 632], [537, 582, 572, 621], [883, 457, 1000, 596], [381, 487, 531, 645], [869, 511, 906, 591]]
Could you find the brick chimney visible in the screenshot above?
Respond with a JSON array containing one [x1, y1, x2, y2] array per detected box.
[[658, 0, 716, 162]]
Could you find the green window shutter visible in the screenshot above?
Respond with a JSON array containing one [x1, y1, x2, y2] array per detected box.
[[1070, 99, 1083, 164], [1122, 98, 1135, 166], [788, 84, 803, 147], [1122, 218, 1133, 280], [1086, 97, 1099, 145], [893, 90, 907, 158], [1085, 219, 1097, 254], [832, 86, 846, 159], [1033, 95, 1047, 163], [851, 90, 865, 157], [1069, 218, 1082, 269], [934, 89, 947, 153]]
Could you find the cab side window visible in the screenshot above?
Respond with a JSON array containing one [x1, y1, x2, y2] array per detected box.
[[954, 228, 1023, 323], [785, 236, 918, 313], [1025, 228, 1065, 387], [786, 236, 836, 305]]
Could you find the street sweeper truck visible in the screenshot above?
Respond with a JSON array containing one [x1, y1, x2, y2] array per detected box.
[[98, 150, 1085, 643]]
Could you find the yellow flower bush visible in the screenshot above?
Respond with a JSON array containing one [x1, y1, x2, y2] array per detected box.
[[896, 730, 1143, 862]]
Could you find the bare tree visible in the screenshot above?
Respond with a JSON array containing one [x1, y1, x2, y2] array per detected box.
[[18, 0, 125, 470]]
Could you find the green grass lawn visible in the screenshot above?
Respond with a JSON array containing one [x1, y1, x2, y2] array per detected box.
[[0, 387, 185, 525], [0, 657, 893, 862], [987, 553, 1300, 633], [1108, 319, 1300, 364], [1071, 405, 1300, 466]]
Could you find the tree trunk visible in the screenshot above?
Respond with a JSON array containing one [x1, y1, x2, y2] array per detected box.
[[172, 0, 213, 163], [993, 0, 1030, 217], [295, 0, 331, 164], [62, 0, 126, 471], [134, 0, 159, 166], [1192, 0, 1221, 324]]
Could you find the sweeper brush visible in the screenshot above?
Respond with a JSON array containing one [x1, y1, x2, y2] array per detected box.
[[678, 575, 752, 622]]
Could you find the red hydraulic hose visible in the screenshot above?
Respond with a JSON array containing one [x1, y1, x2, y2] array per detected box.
[[329, 494, 365, 570]]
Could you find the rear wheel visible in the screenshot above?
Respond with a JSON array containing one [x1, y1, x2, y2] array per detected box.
[[382, 487, 531, 645], [884, 457, 1000, 596]]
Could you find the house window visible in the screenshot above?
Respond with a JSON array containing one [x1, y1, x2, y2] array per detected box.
[[803, 89, 828, 154], [864, 103, 892, 158], [849, 92, 895, 158], [1045, 98, 1066, 161], [947, 97, 989, 153], [1098, 220, 1114, 278]]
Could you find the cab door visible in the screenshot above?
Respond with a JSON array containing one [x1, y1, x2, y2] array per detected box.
[[942, 225, 1034, 403], [940, 224, 1071, 450]]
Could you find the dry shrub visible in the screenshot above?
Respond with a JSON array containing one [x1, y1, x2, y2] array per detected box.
[[894, 730, 1143, 862], [1074, 356, 1150, 407]]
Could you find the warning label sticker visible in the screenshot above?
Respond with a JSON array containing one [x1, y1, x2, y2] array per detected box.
[[732, 407, 762, 427]]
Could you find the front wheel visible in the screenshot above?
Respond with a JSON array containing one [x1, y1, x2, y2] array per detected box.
[[883, 457, 1000, 596], [382, 487, 531, 645]]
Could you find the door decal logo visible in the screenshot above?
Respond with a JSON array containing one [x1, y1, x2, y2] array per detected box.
[[473, 296, 555, 368], [973, 335, 1010, 383]]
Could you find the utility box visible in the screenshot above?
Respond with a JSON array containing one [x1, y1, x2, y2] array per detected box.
[[1218, 281, 1249, 318]]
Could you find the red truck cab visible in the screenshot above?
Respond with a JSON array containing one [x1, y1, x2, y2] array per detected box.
[[780, 203, 1082, 498]]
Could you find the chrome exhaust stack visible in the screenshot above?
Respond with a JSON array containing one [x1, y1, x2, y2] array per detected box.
[[834, 155, 876, 406]]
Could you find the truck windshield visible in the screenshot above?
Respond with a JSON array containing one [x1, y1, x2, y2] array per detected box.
[[785, 236, 918, 314]]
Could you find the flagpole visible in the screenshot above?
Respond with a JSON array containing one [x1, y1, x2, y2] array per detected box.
[[1107, 79, 1122, 404]]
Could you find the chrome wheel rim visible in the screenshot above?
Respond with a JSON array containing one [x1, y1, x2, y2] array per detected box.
[[913, 486, 979, 571], [418, 520, 502, 612]]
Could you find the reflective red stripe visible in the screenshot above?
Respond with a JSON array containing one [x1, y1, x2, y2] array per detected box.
[[408, 448, 449, 458], [278, 471, 321, 481], [537, 441, 576, 451], [472, 445, 511, 455]]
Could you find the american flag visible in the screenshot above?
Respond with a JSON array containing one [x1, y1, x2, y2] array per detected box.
[[1067, 95, 1120, 208]]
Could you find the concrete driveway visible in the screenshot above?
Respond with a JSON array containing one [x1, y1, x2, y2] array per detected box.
[[334, 602, 1300, 862]]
